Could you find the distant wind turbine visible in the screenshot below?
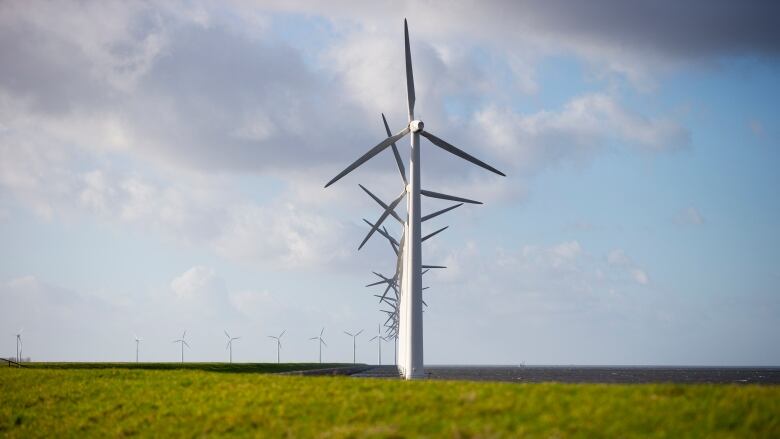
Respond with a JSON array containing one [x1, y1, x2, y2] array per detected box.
[[343, 329, 363, 364], [310, 328, 327, 363], [224, 330, 240, 363], [133, 334, 143, 363], [268, 330, 286, 364], [369, 325, 386, 366], [172, 330, 189, 363], [15, 329, 23, 362]]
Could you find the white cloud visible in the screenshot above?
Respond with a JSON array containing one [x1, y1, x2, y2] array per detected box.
[[434, 241, 653, 313], [632, 269, 649, 285], [474, 93, 689, 173], [256, 0, 780, 94], [607, 248, 631, 266], [675, 206, 705, 226], [213, 202, 354, 270], [170, 266, 218, 299], [607, 248, 650, 285]]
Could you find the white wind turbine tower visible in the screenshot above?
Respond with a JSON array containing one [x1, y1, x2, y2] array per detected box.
[[224, 330, 240, 363], [325, 19, 505, 379], [268, 330, 286, 364], [15, 329, 23, 362], [133, 334, 143, 363], [309, 328, 327, 364], [172, 330, 190, 363], [343, 329, 363, 364], [369, 325, 387, 366]]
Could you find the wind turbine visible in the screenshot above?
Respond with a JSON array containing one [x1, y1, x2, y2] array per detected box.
[[133, 334, 143, 363], [15, 329, 22, 362], [172, 330, 189, 363], [324, 19, 505, 379], [268, 330, 285, 364], [309, 328, 327, 363], [369, 324, 387, 366], [224, 330, 240, 363], [343, 329, 363, 364]]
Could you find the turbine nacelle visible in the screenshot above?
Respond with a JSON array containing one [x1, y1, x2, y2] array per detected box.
[[409, 120, 424, 133]]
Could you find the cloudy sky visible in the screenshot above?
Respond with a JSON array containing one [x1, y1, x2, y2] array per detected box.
[[1, 1, 778, 365]]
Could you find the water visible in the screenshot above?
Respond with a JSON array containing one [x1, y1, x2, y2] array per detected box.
[[352, 365, 780, 384]]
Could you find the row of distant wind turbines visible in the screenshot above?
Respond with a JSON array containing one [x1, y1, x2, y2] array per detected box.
[[130, 326, 391, 364]]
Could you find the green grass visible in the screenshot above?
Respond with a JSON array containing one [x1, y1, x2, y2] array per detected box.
[[1, 366, 778, 438]]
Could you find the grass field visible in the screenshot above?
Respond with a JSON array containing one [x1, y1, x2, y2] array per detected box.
[[1, 364, 778, 438]]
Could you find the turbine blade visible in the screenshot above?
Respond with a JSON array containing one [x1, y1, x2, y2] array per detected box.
[[183, 341, 190, 348], [422, 226, 448, 242], [344, 331, 352, 337], [388, 236, 399, 255], [362, 220, 400, 248], [370, 336, 378, 341], [404, 19, 415, 121], [224, 330, 230, 339], [324, 127, 411, 188], [321, 339, 327, 347], [359, 191, 406, 250], [420, 130, 505, 176], [356, 329, 364, 336], [381, 225, 400, 245], [383, 113, 407, 184], [366, 279, 387, 287], [280, 330, 286, 338], [422, 203, 464, 222], [320, 327, 325, 336], [422, 264, 446, 269], [359, 185, 403, 224], [379, 281, 395, 304], [375, 294, 397, 304], [421, 189, 481, 205], [422, 269, 430, 276], [310, 337, 318, 341]]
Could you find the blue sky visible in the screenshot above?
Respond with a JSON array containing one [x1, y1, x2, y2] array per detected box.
[[0, 1, 778, 365]]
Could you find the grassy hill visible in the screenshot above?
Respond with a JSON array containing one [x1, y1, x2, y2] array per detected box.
[[1, 364, 778, 437]]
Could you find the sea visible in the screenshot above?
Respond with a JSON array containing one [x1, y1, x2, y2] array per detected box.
[[351, 365, 780, 384]]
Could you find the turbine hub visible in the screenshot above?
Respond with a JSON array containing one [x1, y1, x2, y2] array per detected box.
[[410, 120, 424, 133]]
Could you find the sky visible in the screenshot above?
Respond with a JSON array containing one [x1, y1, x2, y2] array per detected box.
[[1, 1, 778, 366]]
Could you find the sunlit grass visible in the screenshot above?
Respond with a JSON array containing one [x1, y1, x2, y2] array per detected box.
[[1, 365, 777, 437]]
